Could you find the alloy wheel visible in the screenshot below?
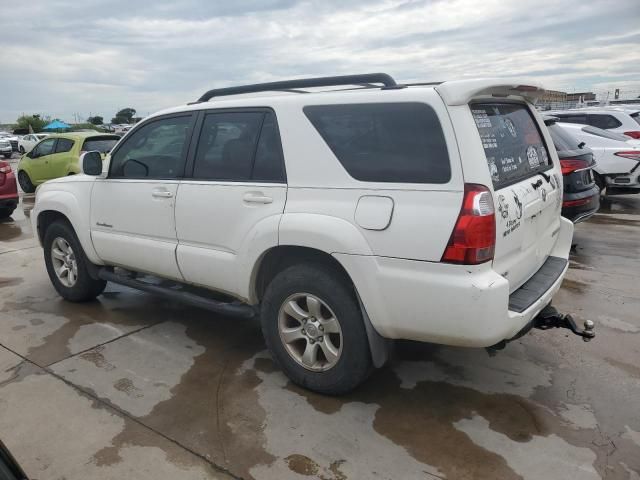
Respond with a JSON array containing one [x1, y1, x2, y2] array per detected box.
[[51, 237, 78, 287], [278, 293, 343, 372]]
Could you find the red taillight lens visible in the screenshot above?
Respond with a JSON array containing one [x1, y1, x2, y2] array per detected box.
[[563, 197, 592, 207], [442, 184, 496, 265], [0, 161, 10, 174], [560, 158, 590, 175], [623, 131, 640, 139], [614, 150, 640, 161]]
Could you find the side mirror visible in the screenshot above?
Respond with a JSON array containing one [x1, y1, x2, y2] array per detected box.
[[81, 151, 103, 176]]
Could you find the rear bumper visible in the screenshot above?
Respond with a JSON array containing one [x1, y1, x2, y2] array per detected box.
[[561, 185, 600, 223], [335, 217, 574, 348]]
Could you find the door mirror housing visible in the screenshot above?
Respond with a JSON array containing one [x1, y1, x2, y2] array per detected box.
[[81, 151, 103, 176]]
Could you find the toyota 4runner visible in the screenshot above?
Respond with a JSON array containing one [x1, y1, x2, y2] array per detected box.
[[31, 73, 594, 394]]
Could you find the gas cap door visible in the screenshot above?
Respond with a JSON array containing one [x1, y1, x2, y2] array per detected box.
[[355, 195, 394, 230]]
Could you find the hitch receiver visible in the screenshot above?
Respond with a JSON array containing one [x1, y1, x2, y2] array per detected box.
[[534, 305, 595, 342]]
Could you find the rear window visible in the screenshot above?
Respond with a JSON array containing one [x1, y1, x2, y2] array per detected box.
[[555, 114, 588, 125], [472, 103, 552, 189], [304, 103, 450, 184], [83, 136, 119, 153], [547, 123, 583, 152]]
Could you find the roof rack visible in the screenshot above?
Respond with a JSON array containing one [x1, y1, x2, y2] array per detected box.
[[195, 73, 399, 103]]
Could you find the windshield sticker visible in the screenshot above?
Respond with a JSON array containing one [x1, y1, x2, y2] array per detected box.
[[526, 145, 540, 168], [488, 158, 500, 182], [504, 118, 517, 138]]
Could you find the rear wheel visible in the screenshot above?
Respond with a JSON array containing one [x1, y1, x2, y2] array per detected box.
[[594, 173, 606, 196], [17, 170, 35, 193], [43, 221, 106, 302], [261, 264, 372, 394]]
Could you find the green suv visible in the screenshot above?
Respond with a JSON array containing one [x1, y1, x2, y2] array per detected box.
[[17, 132, 120, 193]]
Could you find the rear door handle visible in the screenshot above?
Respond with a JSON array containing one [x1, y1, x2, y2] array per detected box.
[[243, 192, 273, 204], [152, 189, 173, 198]]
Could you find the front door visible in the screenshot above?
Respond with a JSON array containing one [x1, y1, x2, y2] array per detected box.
[[90, 113, 196, 279], [175, 110, 287, 297], [29, 138, 57, 183]]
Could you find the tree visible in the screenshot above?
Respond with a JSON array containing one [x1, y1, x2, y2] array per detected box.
[[112, 107, 136, 124], [15, 114, 49, 133], [88, 116, 103, 125]]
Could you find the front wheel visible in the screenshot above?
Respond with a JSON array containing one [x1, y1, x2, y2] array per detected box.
[[261, 264, 372, 395], [19, 146, 25, 154], [17, 170, 35, 193], [43, 221, 106, 302]]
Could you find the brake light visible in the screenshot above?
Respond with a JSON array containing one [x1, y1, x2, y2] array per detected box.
[[563, 197, 592, 207], [0, 161, 10, 174], [442, 184, 495, 265], [623, 131, 640, 139], [614, 151, 640, 161], [560, 158, 590, 175]]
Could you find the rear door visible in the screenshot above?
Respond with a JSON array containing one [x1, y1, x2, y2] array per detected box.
[[471, 102, 562, 292], [175, 109, 287, 295], [47, 137, 76, 178]]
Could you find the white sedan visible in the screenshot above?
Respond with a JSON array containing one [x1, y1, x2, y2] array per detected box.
[[556, 122, 640, 194], [18, 133, 49, 154]]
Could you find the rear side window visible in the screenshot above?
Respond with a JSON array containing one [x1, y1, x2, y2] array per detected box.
[[83, 136, 119, 153], [547, 124, 582, 152], [54, 138, 74, 153], [304, 103, 450, 183], [588, 114, 622, 130], [472, 103, 552, 189]]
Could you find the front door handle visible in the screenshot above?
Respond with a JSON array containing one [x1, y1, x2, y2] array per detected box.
[[243, 192, 273, 204], [152, 189, 173, 198]]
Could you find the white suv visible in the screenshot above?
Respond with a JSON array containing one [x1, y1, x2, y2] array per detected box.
[[550, 108, 640, 139], [31, 74, 590, 394]]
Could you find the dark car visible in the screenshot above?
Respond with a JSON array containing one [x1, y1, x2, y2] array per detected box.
[[0, 160, 19, 219], [544, 116, 600, 223]]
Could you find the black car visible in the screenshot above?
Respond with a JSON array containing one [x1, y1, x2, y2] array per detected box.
[[544, 116, 600, 223]]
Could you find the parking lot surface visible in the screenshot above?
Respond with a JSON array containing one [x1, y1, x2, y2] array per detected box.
[[1, 175, 639, 478]]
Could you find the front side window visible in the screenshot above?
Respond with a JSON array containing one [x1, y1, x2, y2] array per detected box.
[[472, 103, 552, 189], [33, 138, 56, 158], [54, 138, 74, 153], [109, 115, 192, 179], [588, 114, 622, 130], [192, 112, 263, 181], [304, 103, 450, 183]]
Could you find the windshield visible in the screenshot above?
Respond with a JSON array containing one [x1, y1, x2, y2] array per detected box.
[[83, 136, 119, 153], [581, 126, 629, 142]]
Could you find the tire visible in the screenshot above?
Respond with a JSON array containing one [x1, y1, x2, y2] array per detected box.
[[19, 146, 25, 154], [261, 263, 372, 395], [17, 170, 35, 193], [43, 221, 106, 302], [0, 207, 15, 219]]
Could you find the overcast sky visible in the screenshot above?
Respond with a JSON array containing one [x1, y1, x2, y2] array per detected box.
[[2, 0, 639, 124]]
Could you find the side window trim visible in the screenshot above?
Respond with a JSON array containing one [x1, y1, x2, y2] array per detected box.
[[107, 113, 196, 180], [183, 107, 286, 183]]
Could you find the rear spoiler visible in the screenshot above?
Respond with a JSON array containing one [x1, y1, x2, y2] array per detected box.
[[435, 79, 545, 106]]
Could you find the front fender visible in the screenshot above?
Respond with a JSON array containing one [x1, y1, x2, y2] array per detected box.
[[33, 186, 103, 265]]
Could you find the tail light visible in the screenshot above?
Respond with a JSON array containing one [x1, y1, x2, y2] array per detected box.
[[442, 184, 496, 265], [614, 151, 640, 161], [623, 131, 640, 139], [0, 161, 11, 174], [560, 158, 590, 175]]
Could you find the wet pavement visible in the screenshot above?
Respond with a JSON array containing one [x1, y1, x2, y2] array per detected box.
[[1, 188, 639, 479]]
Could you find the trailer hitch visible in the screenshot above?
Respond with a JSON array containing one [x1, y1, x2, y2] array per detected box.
[[534, 305, 595, 342]]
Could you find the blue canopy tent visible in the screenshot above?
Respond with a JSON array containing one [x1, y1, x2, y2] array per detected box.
[[43, 120, 70, 132]]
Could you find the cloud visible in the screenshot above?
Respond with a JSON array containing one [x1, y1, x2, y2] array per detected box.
[[1, 0, 639, 123]]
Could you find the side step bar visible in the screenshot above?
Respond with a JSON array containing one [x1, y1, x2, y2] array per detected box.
[[97, 269, 257, 319]]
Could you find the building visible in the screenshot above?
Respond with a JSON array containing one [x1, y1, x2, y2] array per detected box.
[[566, 92, 596, 102]]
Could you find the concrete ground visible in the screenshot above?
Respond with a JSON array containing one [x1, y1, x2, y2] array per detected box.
[[0, 169, 639, 478]]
